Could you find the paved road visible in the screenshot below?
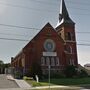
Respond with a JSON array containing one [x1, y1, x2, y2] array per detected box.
[[0, 74, 19, 88]]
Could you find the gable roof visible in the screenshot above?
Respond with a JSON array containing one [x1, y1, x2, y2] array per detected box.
[[23, 22, 64, 50]]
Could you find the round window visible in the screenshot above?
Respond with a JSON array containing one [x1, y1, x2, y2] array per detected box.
[[44, 39, 55, 52]]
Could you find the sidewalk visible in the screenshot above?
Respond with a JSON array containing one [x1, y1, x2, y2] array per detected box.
[[31, 85, 83, 90], [0, 88, 24, 90], [7, 75, 31, 89], [15, 79, 31, 89]]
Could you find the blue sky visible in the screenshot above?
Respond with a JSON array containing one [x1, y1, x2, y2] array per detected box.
[[0, 0, 90, 66]]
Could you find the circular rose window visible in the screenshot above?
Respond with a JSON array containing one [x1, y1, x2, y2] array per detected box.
[[44, 39, 55, 52]]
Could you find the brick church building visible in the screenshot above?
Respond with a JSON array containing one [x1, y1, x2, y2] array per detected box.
[[11, 0, 78, 75]]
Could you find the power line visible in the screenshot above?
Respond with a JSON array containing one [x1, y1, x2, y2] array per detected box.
[[0, 23, 90, 34], [27, 0, 58, 5], [0, 32, 28, 37], [77, 32, 90, 33], [78, 43, 90, 46], [77, 32, 90, 34], [0, 31, 90, 38], [66, 0, 90, 6], [0, 37, 29, 42], [0, 23, 40, 30], [0, 1, 90, 15], [0, 36, 89, 47], [0, 2, 57, 12], [77, 40, 90, 42]]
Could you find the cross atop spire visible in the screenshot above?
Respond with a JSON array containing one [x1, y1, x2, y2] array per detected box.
[[56, 0, 74, 28]]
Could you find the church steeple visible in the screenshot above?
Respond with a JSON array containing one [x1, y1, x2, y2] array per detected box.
[[56, 0, 74, 28]]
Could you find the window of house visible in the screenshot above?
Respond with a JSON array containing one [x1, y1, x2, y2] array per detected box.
[[72, 59, 75, 65], [46, 57, 50, 66], [68, 32, 71, 40], [68, 58, 72, 65], [71, 33, 75, 41], [66, 45, 72, 54], [65, 32, 74, 41], [56, 57, 59, 66], [41, 57, 45, 66], [68, 58, 74, 65], [51, 57, 55, 66]]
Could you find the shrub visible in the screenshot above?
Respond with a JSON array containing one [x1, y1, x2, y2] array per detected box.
[[23, 76, 33, 80], [50, 73, 65, 79], [78, 69, 88, 78], [14, 71, 22, 79], [64, 65, 78, 78]]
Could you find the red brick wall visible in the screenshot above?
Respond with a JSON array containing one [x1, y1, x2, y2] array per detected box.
[[23, 23, 66, 73]]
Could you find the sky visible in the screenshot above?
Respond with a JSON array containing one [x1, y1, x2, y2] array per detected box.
[[0, 0, 90, 66]]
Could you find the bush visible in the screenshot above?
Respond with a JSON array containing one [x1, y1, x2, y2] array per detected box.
[[64, 65, 78, 78], [50, 73, 65, 79], [42, 72, 65, 79], [23, 76, 33, 80], [78, 69, 88, 78], [14, 71, 22, 79]]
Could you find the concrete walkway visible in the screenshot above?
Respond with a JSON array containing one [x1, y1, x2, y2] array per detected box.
[[15, 79, 31, 89], [7, 75, 31, 89]]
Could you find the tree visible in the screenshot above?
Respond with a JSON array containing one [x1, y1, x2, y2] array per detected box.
[[0, 60, 4, 65], [3, 63, 11, 68], [0, 60, 4, 74], [79, 69, 88, 77]]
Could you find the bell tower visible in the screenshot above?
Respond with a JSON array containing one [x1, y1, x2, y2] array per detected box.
[[55, 0, 78, 66]]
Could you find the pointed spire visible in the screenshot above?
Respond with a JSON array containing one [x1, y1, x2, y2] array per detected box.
[[56, 0, 74, 28], [59, 0, 69, 21]]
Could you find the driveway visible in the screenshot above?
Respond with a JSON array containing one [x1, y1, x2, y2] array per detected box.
[[0, 74, 19, 88]]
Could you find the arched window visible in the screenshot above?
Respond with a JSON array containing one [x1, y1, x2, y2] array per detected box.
[[51, 57, 55, 66], [56, 57, 59, 66], [66, 32, 74, 41], [41, 57, 45, 66], [46, 57, 50, 66], [69, 58, 72, 65], [68, 32, 71, 40], [66, 45, 72, 54], [72, 59, 75, 65], [68, 58, 74, 65]]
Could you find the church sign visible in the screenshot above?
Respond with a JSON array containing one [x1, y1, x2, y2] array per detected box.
[[43, 52, 57, 56]]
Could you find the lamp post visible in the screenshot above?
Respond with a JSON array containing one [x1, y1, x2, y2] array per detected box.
[[48, 65, 50, 89]]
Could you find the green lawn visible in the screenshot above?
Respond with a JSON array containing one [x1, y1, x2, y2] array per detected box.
[[25, 77, 90, 87], [26, 79, 51, 87], [45, 78, 90, 85]]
